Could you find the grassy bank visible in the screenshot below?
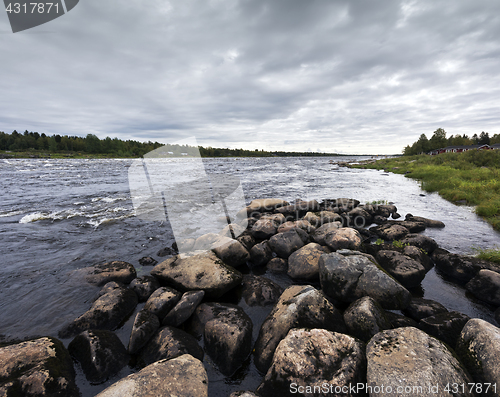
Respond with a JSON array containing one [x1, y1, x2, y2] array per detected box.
[[353, 150, 500, 232]]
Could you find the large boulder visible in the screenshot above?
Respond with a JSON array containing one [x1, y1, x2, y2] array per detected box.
[[405, 213, 445, 228], [59, 286, 138, 338], [0, 337, 79, 397], [266, 257, 288, 273], [95, 354, 208, 397], [247, 198, 289, 214], [137, 326, 203, 367], [68, 330, 129, 384], [128, 310, 161, 354], [204, 305, 253, 376], [343, 296, 392, 343], [257, 329, 366, 397], [347, 206, 373, 227], [212, 239, 250, 268], [403, 245, 434, 272], [253, 285, 346, 373], [241, 274, 283, 306], [162, 290, 205, 327], [268, 229, 305, 258], [143, 286, 182, 320], [456, 319, 500, 394], [375, 250, 427, 288], [83, 261, 137, 286], [277, 219, 316, 234], [151, 251, 242, 298], [287, 242, 328, 280], [324, 227, 362, 251], [319, 252, 411, 310], [432, 249, 500, 283], [400, 233, 438, 254], [466, 269, 500, 306], [367, 327, 474, 396], [310, 221, 342, 245], [186, 302, 241, 339], [129, 275, 160, 302]]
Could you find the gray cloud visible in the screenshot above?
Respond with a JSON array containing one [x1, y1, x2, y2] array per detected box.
[[1, 0, 500, 154]]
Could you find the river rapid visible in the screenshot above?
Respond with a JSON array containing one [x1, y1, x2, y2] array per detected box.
[[1, 156, 500, 395]]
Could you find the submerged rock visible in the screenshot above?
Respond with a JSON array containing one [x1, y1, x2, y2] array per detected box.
[[418, 311, 470, 348], [367, 327, 473, 396], [128, 310, 161, 354], [253, 285, 346, 373], [257, 329, 366, 397], [405, 213, 445, 228], [59, 286, 138, 338], [0, 336, 79, 397], [319, 252, 411, 310], [95, 354, 208, 397], [402, 298, 448, 321], [151, 250, 242, 298], [68, 329, 129, 384]]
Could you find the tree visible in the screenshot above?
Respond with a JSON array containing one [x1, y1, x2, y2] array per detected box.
[[478, 131, 490, 145], [429, 128, 447, 150]]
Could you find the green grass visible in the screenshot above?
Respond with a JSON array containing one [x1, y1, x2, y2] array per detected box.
[[353, 150, 500, 231], [474, 248, 500, 264]]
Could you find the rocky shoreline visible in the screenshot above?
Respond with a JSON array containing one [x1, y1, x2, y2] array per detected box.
[[2, 197, 500, 396]]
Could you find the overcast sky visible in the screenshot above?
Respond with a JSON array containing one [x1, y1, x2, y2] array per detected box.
[[1, 0, 500, 154]]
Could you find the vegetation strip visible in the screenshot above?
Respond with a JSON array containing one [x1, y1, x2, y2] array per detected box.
[[352, 150, 500, 233]]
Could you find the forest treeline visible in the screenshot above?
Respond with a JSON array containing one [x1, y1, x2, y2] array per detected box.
[[403, 128, 500, 156], [0, 130, 338, 157]]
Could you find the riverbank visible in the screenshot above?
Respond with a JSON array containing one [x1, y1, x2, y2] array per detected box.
[[350, 150, 500, 233]]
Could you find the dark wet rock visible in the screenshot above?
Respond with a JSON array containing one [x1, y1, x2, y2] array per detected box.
[[0, 336, 79, 397], [347, 206, 373, 226], [277, 219, 316, 234], [254, 285, 346, 373], [229, 392, 259, 397], [68, 330, 129, 384], [402, 297, 448, 321], [59, 286, 138, 338], [241, 274, 283, 306], [432, 248, 500, 283], [151, 250, 242, 298], [129, 275, 160, 302], [310, 221, 342, 245], [385, 311, 418, 328], [257, 329, 366, 397], [324, 227, 362, 251], [83, 261, 137, 286], [400, 233, 438, 254], [287, 242, 328, 280], [369, 223, 409, 241], [331, 198, 360, 211], [128, 310, 161, 354], [268, 228, 305, 258], [212, 238, 250, 268], [138, 256, 158, 266], [237, 234, 256, 251], [319, 252, 411, 310], [456, 319, 500, 393], [316, 210, 343, 225], [157, 246, 178, 257], [261, 213, 286, 225], [496, 307, 500, 326], [373, 215, 387, 224], [387, 220, 426, 233], [143, 286, 182, 320], [96, 281, 124, 298], [204, 305, 253, 376], [186, 302, 241, 339], [405, 213, 445, 228], [419, 311, 470, 348], [466, 269, 500, 306], [403, 245, 434, 272], [138, 326, 203, 367], [95, 354, 208, 397], [343, 296, 392, 343], [275, 200, 320, 217], [377, 204, 398, 218], [249, 241, 273, 266], [266, 257, 288, 273], [367, 327, 473, 396], [251, 219, 278, 240], [162, 290, 205, 327], [375, 250, 427, 288], [303, 211, 321, 227]]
